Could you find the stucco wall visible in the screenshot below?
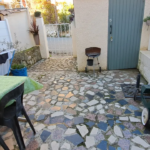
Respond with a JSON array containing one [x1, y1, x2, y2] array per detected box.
[[140, 0, 150, 50], [73, 0, 108, 71], [138, 51, 150, 83], [4, 9, 35, 50]]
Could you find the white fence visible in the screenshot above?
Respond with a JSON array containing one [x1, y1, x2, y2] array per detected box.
[[45, 23, 73, 56]]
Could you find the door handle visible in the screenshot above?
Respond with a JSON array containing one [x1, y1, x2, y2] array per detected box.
[[110, 25, 112, 34]]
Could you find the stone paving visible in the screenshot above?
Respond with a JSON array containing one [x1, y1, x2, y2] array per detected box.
[[1, 57, 150, 150]]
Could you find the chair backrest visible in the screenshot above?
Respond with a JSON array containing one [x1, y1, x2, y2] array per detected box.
[[0, 84, 24, 118], [85, 47, 101, 56]]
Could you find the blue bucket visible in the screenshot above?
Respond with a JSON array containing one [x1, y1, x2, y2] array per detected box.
[[11, 67, 28, 76]]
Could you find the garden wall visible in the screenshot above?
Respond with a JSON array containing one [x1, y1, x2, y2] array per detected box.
[[12, 46, 42, 68]]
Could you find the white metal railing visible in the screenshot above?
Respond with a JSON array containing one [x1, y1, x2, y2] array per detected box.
[[45, 23, 73, 56]]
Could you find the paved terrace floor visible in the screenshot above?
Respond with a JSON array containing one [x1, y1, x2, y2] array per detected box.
[[0, 57, 150, 150]]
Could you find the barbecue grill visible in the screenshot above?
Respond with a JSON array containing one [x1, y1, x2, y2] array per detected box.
[[85, 47, 101, 72]]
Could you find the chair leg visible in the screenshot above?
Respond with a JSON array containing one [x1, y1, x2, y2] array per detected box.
[[0, 136, 9, 150], [22, 107, 36, 135], [11, 117, 25, 150]]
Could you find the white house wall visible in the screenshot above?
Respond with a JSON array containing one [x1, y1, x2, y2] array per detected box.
[[4, 10, 35, 50], [73, 0, 108, 71], [140, 0, 150, 50]]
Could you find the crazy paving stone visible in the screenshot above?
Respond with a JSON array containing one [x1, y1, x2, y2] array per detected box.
[[51, 111, 64, 117], [73, 117, 84, 125], [117, 99, 128, 106], [65, 128, 76, 135], [90, 127, 99, 136], [143, 135, 150, 144], [85, 136, 95, 148], [118, 139, 130, 150], [69, 103, 77, 108], [73, 146, 87, 150], [106, 130, 112, 135], [119, 124, 125, 130], [134, 111, 142, 117], [97, 122, 108, 131], [136, 123, 144, 130], [44, 117, 50, 124], [29, 114, 35, 120], [97, 140, 107, 150], [123, 130, 132, 139], [94, 132, 105, 141], [108, 119, 114, 127], [96, 92, 104, 97], [37, 115, 45, 121], [51, 128, 64, 142], [26, 140, 39, 150], [86, 94, 94, 100], [132, 136, 150, 148], [66, 108, 77, 115], [97, 114, 107, 122], [66, 92, 74, 98], [114, 125, 123, 137], [132, 130, 142, 135], [124, 109, 132, 114], [64, 118, 73, 127], [86, 121, 95, 128], [128, 105, 139, 111], [76, 124, 88, 137], [40, 130, 51, 142], [108, 135, 117, 144], [51, 141, 59, 150], [123, 122, 135, 131], [116, 120, 121, 123], [109, 146, 116, 150], [57, 124, 67, 130], [61, 142, 70, 150], [85, 113, 96, 121], [105, 99, 116, 103], [51, 106, 61, 111], [65, 134, 84, 146], [106, 114, 114, 118], [50, 116, 64, 124]]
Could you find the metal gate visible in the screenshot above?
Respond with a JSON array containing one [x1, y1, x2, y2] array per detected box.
[[45, 23, 73, 56], [108, 0, 145, 70]]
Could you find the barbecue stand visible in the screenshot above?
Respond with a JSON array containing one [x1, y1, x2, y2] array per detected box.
[[85, 47, 101, 73]]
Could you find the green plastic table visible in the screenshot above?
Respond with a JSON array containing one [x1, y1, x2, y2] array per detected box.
[[0, 76, 43, 107]]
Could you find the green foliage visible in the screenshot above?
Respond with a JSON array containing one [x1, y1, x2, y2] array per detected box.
[[58, 2, 74, 23], [33, 0, 56, 24], [144, 16, 150, 22], [11, 64, 26, 70], [34, 11, 41, 17]]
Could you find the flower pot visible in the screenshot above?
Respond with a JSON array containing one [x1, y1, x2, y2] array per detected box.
[[146, 20, 150, 26], [87, 59, 93, 66], [34, 34, 40, 45], [11, 67, 28, 76]]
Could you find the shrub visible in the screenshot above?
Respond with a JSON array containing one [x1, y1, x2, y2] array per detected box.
[[34, 11, 41, 17], [11, 64, 26, 70]]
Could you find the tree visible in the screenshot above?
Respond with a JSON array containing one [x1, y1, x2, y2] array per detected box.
[[33, 0, 56, 24], [58, 2, 74, 23]]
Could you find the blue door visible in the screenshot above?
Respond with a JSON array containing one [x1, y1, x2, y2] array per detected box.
[[108, 0, 145, 70]]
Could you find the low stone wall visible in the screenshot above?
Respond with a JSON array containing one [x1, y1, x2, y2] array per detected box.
[[138, 51, 150, 84], [12, 46, 42, 68]]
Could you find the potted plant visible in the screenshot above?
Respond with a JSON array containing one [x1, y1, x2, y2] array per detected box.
[[144, 16, 150, 26], [11, 64, 28, 76], [34, 11, 41, 18], [29, 17, 40, 45]]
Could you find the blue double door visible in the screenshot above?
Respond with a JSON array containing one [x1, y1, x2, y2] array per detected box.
[[108, 0, 145, 70]]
